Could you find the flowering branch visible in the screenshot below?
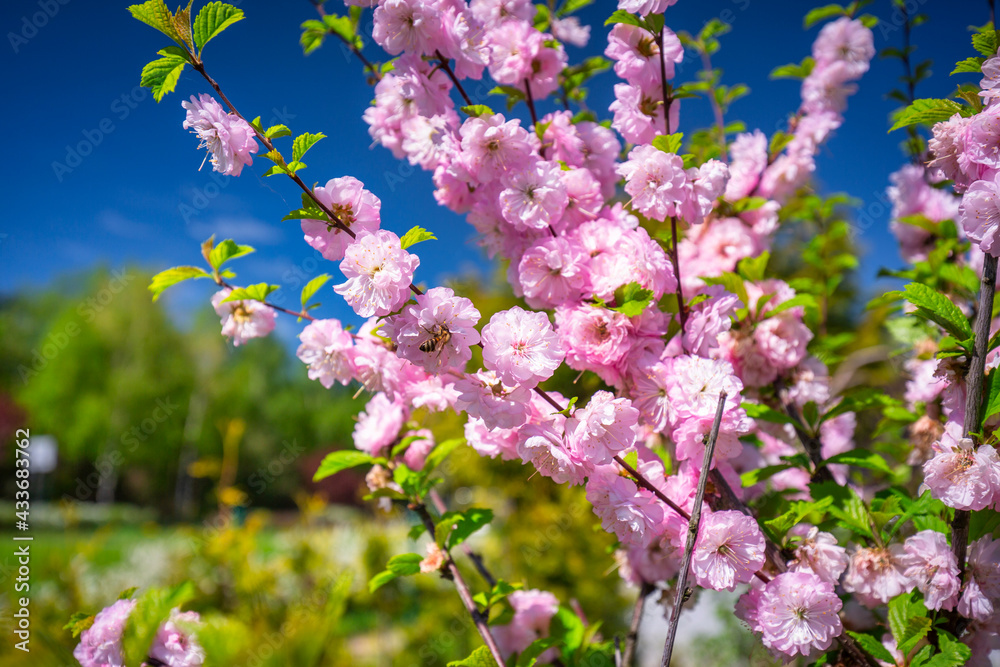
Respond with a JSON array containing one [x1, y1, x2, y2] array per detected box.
[[412, 502, 506, 665], [660, 391, 727, 667], [435, 51, 473, 106], [311, 1, 382, 82]]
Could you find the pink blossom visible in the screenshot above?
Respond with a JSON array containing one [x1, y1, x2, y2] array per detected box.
[[560, 167, 604, 229], [725, 131, 768, 201], [627, 355, 673, 432], [588, 225, 677, 300], [787, 526, 848, 585], [210, 289, 276, 346], [353, 392, 406, 457], [959, 536, 1000, 621], [555, 304, 633, 385], [334, 230, 419, 318], [888, 165, 959, 263], [401, 428, 435, 470], [465, 417, 520, 461], [481, 306, 564, 387], [181, 94, 258, 177], [899, 530, 960, 611], [578, 121, 622, 198], [400, 114, 457, 170], [616, 0, 678, 16], [922, 430, 1000, 511], [667, 355, 745, 420], [610, 83, 680, 145], [296, 319, 355, 388], [566, 391, 639, 465], [148, 609, 205, 667], [928, 114, 973, 189], [517, 419, 590, 486], [459, 113, 535, 182], [518, 236, 589, 309], [438, 6, 489, 80], [74, 599, 136, 667], [383, 286, 481, 373], [586, 470, 664, 547], [551, 16, 590, 47], [618, 144, 687, 221], [842, 545, 914, 607], [960, 175, 1000, 257], [692, 510, 765, 591], [605, 24, 682, 89], [454, 369, 532, 430], [981, 55, 1000, 105], [757, 571, 844, 657], [754, 314, 813, 369], [683, 285, 741, 356], [493, 589, 560, 660], [540, 111, 585, 165], [372, 0, 440, 55], [488, 21, 566, 99], [301, 177, 382, 262], [811, 17, 874, 78], [499, 160, 569, 231]]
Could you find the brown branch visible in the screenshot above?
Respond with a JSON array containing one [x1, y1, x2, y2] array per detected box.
[[669, 217, 687, 339], [218, 278, 315, 321], [660, 391, 727, 667], [657, 27, 673, 135], [428, 488, 497, 588], [622, 582, 653, 666], [435, 50, 473, 106], [312, 1, 381, 82]]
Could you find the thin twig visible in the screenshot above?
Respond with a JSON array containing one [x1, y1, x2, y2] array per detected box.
[[218, 278, 315, 321], [669, 217, 687, 338], [312, 1, 381, 81], [435, 51, 473, 106], [622, 582, 653, 666], [428, 488, 497, 587], [413, 503, 505, 665], [660, 391, 727, 667], [697, 49, 728, 162], [657, 27, 673, 134]]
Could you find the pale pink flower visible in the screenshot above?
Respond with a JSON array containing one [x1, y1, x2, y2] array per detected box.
[[493, 590, 560, 660], [555, 304, 632, 385], [928, 114, 973, 189], [610, 83, 679, 145], [616, 0, 678, 16], [517, 419, 590, 486], [518, 236, 589, 309], [787, 526, 849, 585], [899, 530, 961, 611], [551, 16, 590, 47], [454, 369, 532, 430], [960, 175, 1000, 257], [758, 572, 844, 657], [566, 391, 639, 465], [842, 545, 914, 608], [679, 159, 731, 225], [499, 160, 569, 231], [618, 144, 687, 221], [459, 113, 534, 182], [464, 417, 520, 461], [725, 131, 768, 201], [754, 315, 813, 369], [353, 392, 406, 457], [372, 0, 441, 55], [73, 599, 136, 667], [960, 537, 1000, 621], [627, 356, 673, 433], [148, 609, 205, 667], [922, 432, 1000, 511], [586, 470, 664, 547], [383, 286, 480, 373], [419, 542, 446, 573], [296, 319, 355, 388], [301, 177, 382, 262], [605, 24, 682, 89], [210, 288, 276, 346], [481, 307, 564, 387], [578, 122, 622, 198], [812, 17, 874, 78], [334, 230, 419, 318], [683, 285, 741, 356], [692, 510, 765, 591], [400, 428, 435, 471], [182, 94, 258, 177], [667, 355, 745, 420]]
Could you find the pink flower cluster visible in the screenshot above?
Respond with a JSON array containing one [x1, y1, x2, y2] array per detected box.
[[182, 94, 258, 177], [74, 600, 204, 667], [211, 288, 277, 347]]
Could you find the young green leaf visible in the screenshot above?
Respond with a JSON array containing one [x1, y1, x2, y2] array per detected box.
[[738, 252, 769, 282], [446, 646, 496, 667], [557, 0, 594, 17], [292, 132, 326, 162], [742, 402, 793, 425], [313, 450, 374, 481], [846, 632, 896, 664], [63, 612, 95, 638], [265, 124, 292, 139], [220, 283, 278, 303], [148, 266, 211, 301], [612, 282, 654, 317], [952, 56, 985, 75], [651, 132, 684, 155], [460, 104, 495, 117], [823, 449, 892, 475], [888, 591, 931, 656], [803, 4, 846, 28], [192, 2, 244, 53], [897, 282, 973, 341], [128, 0, 185, 46], [301, 274, 332, 309], [972, 25, 999, 57], [399, 226, 437, 249], [435, 507, 494, 549], [139, 52, 188, 102], [889, 98, 967, 132], [208, 239, 255, 270], [604, 9, 643, 27]]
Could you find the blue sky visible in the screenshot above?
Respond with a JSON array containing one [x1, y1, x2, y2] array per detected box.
[[0, 0, 983, 343]]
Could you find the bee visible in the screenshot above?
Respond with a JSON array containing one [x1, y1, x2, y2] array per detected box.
[[419, 324, 452, 354]]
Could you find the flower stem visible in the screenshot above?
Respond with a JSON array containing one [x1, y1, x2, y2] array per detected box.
[[435, 51, 473, 106]]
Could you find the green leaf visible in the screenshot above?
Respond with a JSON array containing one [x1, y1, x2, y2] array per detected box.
[[548, 606, 584, 652], [764, 497, 832, 537], [765, 293, 818, 317], [387, 552, 423, 575], [888, 590, 930, 656], [63, 612, 95, 638], [265, 124, 291, 139], [897, 282, 973, 340], [702, 272, 748, 309], [461, 104, 495, 118], [889, 98, 966, 132], [399, 226, 437, 249], [208, 239, 255, 270], [604, 9, 642, 27], [422, 438, 465, 474], [846, 632, 895, 664], [313, 450, 374, 481], [368, 569, 398, 593], [803, 4, 846, 28], [219, 283, 278, 304], [139, 53, 187, 102], [447, 646, 496, 667], [738, 252, 769, 282], [771, 56, 815, 80], [556, 0, 593, 16], [128, 0, 184, 46], [517, 637, 561, 666], [148, 266, 211, 301], [972, 25, 999, 57], [322, 13, 362, 49], [118, 586, 139, 600], [192, 1, 244, 53], [823, 449, 892, 474], [612, 282, 654, 317], [952, 56, 985, 75], [811, 482, 873, 539], [300, 274, 331, 310], [123, 583, 195, 667], [292, 132, 326, 162], [981, 368, 1000, 426], [924, 631, 972, 667], [651, 132, 684, 155], [970, 508, 1000, 541], [742, 402, 793, 425], [435, 508, 494, 549], [740, 464, 791, 487]]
